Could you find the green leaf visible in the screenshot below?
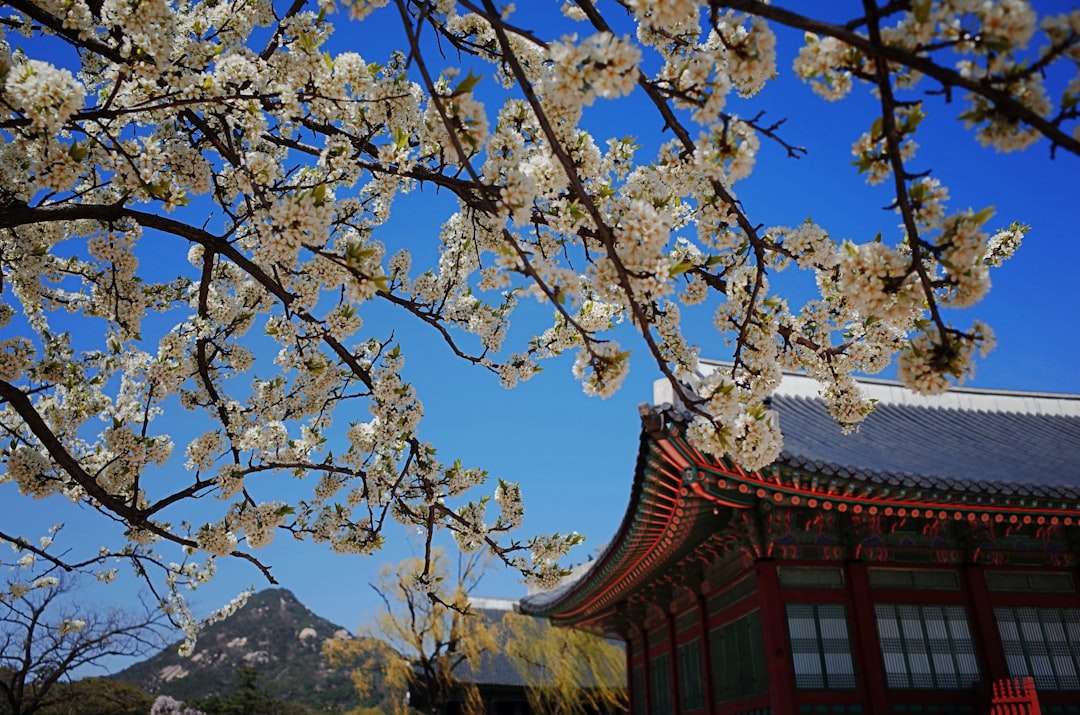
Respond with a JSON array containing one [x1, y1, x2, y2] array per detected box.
[[453, 69, 483, 96], [67, 142, 88, 162], [668, 260, 694, 276], [970, 205, 995, 226], [144, 180, 171, 199], [902, 104, 925, 134]]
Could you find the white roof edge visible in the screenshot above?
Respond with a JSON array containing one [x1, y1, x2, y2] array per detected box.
[[653, 359, 1080, 417], [467, 595, 518, 611]]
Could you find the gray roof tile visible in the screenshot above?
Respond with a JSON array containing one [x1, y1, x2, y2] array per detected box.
[[452, 651, 529, 687], [771, 394, 1080, 496]]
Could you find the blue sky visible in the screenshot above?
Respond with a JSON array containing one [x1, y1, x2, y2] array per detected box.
[[2, 1, 1079, 661]]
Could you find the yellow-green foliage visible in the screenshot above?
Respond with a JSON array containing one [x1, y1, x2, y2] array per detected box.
[[502, 613, 627, 715], [324, 551, 495, 715]]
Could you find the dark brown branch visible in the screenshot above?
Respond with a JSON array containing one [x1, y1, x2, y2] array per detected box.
[[2, 0, 125, 63], [717, 0, 1080, 156], [861, 0, 950, 340]]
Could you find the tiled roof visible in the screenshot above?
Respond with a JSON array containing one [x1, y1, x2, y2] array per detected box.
[[451, 650, 529, 688], [771, 394, 1080, 496], [657, 362, 1080, 495]]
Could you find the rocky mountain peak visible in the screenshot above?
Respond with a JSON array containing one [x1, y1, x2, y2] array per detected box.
[[113, 588, 359, 712]]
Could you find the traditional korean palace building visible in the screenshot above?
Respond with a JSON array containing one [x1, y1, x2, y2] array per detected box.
[[521, 363, 1080, 715]]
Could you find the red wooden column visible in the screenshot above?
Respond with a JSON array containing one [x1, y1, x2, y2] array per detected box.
[[756, 560, 795, 715], [845, 561, 889, 715], [962, 563, 1009, 683], [626, 636, 636, 715]]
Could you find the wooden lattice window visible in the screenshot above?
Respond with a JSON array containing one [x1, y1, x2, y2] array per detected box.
[[649, 652, 672, 715], [778, 566, 845, 589], [868, 568, 961, 591], [995, 607, 1080, 691], [875, 604, 981, 689], [677, 639, 705, 711], [710, 610, 768, 702], [785, 603, 857, 690], [986, 571, 1076, 594]]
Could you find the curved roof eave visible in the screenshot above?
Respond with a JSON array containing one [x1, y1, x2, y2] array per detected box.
[[522, 392, 1080, 625]]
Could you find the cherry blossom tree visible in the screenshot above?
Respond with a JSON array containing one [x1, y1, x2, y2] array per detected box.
[[1, 0, 1077, 648]]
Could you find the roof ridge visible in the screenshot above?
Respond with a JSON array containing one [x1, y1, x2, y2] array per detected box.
[[660, 360, 1080, 417]]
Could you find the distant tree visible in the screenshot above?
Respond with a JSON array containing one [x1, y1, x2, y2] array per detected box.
[[325, 551, 494, 715], [322, 636, 402, 715], [0, 567, 169, 715], [190, 666, 311, 715], [502, 613, 626, 715], [36, 678, 154, 715]]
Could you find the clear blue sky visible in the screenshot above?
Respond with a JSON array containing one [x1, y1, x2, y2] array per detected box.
[[2, 2, 1078, 662]]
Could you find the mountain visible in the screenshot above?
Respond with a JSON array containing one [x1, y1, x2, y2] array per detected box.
[[113, 588, 360, 712]]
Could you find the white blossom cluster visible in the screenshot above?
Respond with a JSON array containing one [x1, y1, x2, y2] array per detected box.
[[4, 59, 85, 132], [151, 695, 207, 715], [0, 0, 1074, 635], [57, 618, 86, 636]]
